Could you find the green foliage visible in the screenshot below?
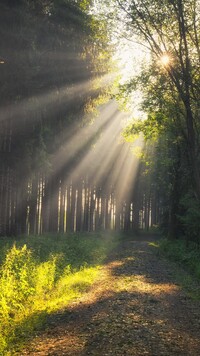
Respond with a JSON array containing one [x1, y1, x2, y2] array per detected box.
[[159, 239, 200, 280], [97, 0, 200, 239], [179, 193, 200, 243], [0, 245, 35, 307], [0, 0, 114, 180], [123, 112, 167, 142], [0, 232, 118, 354]]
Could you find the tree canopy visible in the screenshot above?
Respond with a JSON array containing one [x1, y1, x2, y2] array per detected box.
[[0, 0, 116, 236], [94, 0, 200, 240]]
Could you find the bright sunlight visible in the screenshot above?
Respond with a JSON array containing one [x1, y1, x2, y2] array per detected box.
[[159, 53, 171, 66]]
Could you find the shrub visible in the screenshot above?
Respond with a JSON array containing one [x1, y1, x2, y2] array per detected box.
[[0, 232, 118, 354], [179, 193, 200, 243], [159, 239, 200, 280], [0, 245, 36, 319]]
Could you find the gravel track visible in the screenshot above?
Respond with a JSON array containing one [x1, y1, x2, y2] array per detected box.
[[20, 239, 200, 355]]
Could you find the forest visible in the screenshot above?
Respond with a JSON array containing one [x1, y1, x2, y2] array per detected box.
[[0, 0, 156, 238], [1, 0, 200, 354], [0, 0, 200, 241]]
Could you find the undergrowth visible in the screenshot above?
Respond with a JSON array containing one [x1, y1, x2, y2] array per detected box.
[[158, 238, 200, 299], [0, 232, 118, 355]]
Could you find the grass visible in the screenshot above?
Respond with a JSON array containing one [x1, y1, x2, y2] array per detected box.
[[157, 238, 200, 300], [0, 232, 119, 355]]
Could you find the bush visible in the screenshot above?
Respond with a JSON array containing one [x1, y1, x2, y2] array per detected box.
[[0, 232, 118, 354], [0, 245, 36, 319], [159, 239, 200, 279], [179, 193, 200, 243]]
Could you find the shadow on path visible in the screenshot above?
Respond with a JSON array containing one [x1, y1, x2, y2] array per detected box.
[[21, 239, 200, 356]]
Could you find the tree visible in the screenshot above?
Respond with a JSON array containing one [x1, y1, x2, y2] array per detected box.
[[94, 0, 200, 239], [99, 0, 200, 195], [0, 0, 114, 236]]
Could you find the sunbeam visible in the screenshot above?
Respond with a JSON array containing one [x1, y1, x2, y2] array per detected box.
[[45, 99, 144, 232], [0, 72, 112, 126], [51, 101, 118, 174], [0, 0, 147, 236], [71, 109, 123, 181]]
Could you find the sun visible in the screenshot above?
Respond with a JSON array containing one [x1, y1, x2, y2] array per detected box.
[[159, 54, 171, 66]]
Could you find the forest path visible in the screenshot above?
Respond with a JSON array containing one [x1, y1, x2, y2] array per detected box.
[[21, 239, 200, 355]]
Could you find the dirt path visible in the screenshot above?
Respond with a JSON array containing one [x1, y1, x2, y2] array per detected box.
[[20, 240, 200, 355]]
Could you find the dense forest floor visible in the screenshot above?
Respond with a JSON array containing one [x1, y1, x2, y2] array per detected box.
[[19, 238, 200, 356]]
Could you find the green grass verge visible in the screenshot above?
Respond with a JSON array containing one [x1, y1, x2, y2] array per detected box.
[[0, 232, 119, 355], [157, 238, 200, 300]]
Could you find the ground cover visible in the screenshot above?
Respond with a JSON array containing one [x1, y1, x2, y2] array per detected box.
[[0, 232, 118, 355]]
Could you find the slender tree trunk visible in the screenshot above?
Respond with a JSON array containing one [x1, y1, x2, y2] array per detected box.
[[42, 177, 51, 233], [49, 177, 59, 233], [115, 199, 121, 231], [15, 179, 27, 236], [29, 177, 38, 235], [124, 201, 131, 232], [70, 183, 76, 232], [66, 182, 71, 232], [76, 180, 82, 232]]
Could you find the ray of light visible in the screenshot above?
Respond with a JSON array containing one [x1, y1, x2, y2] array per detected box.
[[0, 72, 112, 125], [89, 123, 123, 187], [51, 101, 119, 176], [57, 100, 144, 206], [65, 109, 123, 181], [50, 98, 144, 193], [99, 133, 144, 207], [115, 143, 142, 203]]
